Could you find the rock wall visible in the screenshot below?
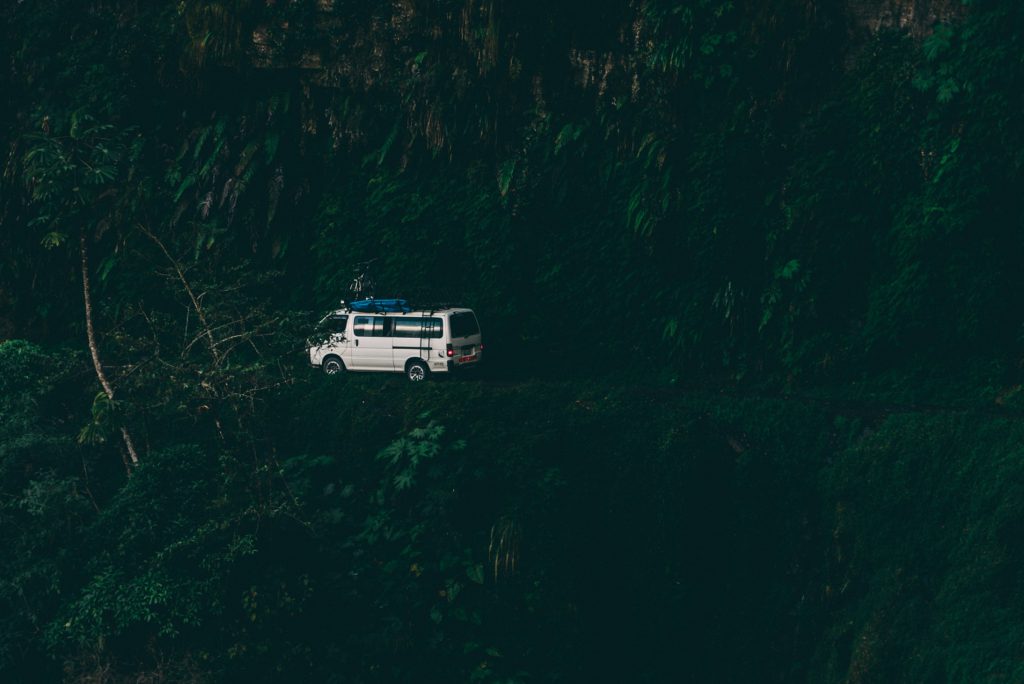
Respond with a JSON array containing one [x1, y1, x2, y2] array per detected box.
[[846, 0, 966, 37]]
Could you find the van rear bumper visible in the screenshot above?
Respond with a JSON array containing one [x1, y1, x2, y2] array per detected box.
[[448, 354, 483, 372]]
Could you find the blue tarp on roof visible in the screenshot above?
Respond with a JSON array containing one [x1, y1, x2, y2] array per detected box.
[[348, 298, 412, 313]]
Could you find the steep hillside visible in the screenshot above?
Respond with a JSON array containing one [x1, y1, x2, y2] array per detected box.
[[2, 1, 1024, 682]]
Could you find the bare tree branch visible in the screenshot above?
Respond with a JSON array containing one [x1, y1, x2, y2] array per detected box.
[[138, 222, 224, 367], [81, 233, 140, 469]]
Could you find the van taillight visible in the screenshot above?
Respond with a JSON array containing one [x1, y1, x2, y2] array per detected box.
[[446, 344, 454, 357], [480, 343, 484, 351]]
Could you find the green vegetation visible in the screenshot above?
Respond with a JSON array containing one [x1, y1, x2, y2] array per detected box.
[[2, 0, 1024, 681]]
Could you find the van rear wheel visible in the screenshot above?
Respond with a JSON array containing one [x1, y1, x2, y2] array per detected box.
[[322, 355, 345, 375], [406, 360, 429, 382]]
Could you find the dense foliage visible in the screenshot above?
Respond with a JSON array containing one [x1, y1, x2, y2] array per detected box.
[[2, 0, 1024, 681]]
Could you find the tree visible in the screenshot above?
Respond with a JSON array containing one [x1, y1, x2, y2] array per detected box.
[[19, 113, 144, 468]]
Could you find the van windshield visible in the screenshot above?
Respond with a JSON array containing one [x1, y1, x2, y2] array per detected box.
[[450, 312, 479, 338], [316, 315, 348, 334]]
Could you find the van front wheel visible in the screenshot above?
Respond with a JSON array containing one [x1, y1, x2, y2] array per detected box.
[[406, 360, 429, 382], [322, 355, 345, 375]]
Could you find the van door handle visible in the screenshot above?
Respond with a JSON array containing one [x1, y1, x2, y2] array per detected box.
[[355, 339, 359, 346]]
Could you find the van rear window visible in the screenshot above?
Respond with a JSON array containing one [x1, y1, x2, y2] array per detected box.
[[450, 312, 479, 338]]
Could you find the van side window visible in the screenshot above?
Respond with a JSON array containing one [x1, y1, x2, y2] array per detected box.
[[392, 319, 419, 338], [393, 318, 443, 338], [354, 316, 372, 337], [354, 316, 391, 337]]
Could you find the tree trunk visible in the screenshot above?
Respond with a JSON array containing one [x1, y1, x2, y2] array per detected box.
[[81, 233, 140, 468]]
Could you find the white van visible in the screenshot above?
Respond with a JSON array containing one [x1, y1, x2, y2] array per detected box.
[[308, 304, 483, 381]]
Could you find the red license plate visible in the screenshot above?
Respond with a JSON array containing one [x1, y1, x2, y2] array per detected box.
[[458, 354, 478, 363]]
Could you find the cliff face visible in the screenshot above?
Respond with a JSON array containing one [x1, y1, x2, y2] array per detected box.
[[237, 0, 966, 86], [846, 0, 966, 36]]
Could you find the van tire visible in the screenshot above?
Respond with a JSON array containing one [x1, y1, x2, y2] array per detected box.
[[406, 359, 429, 382], [322, 355, 345, 375]]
